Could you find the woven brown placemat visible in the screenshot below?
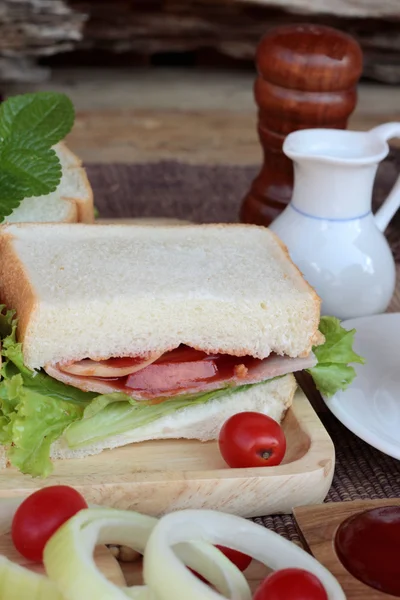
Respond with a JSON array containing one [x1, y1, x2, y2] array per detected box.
[[255, 411, 400, 542], [87, 148, 400, 261], [86, 156, 400, 540]]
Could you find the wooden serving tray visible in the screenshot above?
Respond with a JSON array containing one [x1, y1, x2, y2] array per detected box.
[[0, 389, 334, 518]]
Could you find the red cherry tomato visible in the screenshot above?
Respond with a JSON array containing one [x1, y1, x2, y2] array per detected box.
[[253, 568, 328, 600], [216, 545, 252, 572], [190, 545, 252, 583], [12, 485, 88, 562], [218, 411, 286, 468]]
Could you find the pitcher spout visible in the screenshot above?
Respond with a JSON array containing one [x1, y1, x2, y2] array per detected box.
[[282, 129, 379, 221], [281, 123, 400, 230], [283, 128, 389, 165]]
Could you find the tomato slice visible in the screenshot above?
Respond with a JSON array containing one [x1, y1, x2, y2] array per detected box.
[[11, 486, 88, 562]]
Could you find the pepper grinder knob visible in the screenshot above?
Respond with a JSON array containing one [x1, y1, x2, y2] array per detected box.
[[239, 23, 363, 226]]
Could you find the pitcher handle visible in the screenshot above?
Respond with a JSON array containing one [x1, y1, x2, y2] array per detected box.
[[370, 122, 400, 232]]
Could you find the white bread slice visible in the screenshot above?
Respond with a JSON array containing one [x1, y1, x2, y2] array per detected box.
[[4, 142, 94, 224], [50, 374, 297, 460], [0, 223, 321, 370]]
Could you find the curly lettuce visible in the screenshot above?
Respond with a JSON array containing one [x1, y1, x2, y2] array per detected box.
[[0, 307, 95, 476], [307, 316, 365, 397]]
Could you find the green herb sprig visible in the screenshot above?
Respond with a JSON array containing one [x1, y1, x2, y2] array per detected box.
[[0, 92, 75, 222]]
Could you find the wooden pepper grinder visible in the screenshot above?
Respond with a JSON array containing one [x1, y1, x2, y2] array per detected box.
[[240, 24, 363, 226]]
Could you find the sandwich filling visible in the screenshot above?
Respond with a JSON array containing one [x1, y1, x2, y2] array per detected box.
[[0, 307, 364, 479], [47, 346, 317, 400]]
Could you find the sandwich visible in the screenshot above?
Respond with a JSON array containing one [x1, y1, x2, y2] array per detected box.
[[4, 142, 94, 225], [0, 223, 364, 477]]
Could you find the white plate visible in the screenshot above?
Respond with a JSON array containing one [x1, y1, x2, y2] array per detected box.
[[321, 313, 400, 460]]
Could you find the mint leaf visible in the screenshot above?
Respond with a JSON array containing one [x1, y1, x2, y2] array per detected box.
[[0, 92, 74, 148], [0, 145, 61, 220], [0, 191, 21, 220], [0, 91, 75, 221]]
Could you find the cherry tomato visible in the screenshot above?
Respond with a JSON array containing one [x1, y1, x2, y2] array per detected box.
[[253, 568, 328, 600], [12, 485, 88, 562], [190, 545, 252, 583], [218, 411, 286, 468], [216, 545, 252, 571]]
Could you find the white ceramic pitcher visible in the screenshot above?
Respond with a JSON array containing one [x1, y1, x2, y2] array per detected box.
[[269, 123, 400, 320]]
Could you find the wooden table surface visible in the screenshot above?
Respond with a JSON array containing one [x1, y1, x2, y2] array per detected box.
[[5, 68, 400, 165], [3, 67, 400, 592]]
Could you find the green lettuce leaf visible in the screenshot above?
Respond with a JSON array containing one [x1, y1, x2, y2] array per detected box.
[[64, 384, 257, 449], [307, 316, 365, 397], [0, 307, 96, 476], [0, 374, 83, 477]]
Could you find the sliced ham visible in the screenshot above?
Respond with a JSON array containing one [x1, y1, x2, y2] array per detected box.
[[126, 360, 218, 393], [59, 353, 163, 378], [45, 364, 121, 396], [45, 348, 317, 401]]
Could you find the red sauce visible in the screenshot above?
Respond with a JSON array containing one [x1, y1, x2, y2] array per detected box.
[[87, 345, 263, 398], [153, 346, 261, 375], [334, 505, 400, 596]]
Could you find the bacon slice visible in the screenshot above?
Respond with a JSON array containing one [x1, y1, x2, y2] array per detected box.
[[45, 351, 317, 401]]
